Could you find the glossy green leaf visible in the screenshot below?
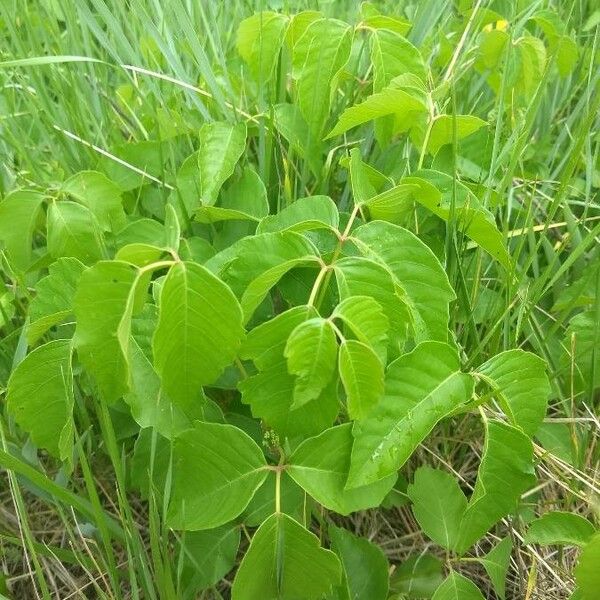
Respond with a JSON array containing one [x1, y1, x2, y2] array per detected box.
[[167, 421, 268, 530], [74, 261, 139, 402], [0, 190, 45, 271], [524, 512, 596, 547], [348, 342, 473, 488], [407, 467, 467, 550], [338, 339, 384, 420], [477, 350, 551, 436], [231, 513, 341, 599], [285, 318, 338, 409], [47, 200, 105, 264], [6, 339, 73, 460], [431, 572, 485, 600], [456, 421, 535, 553], [153, 261, 244, 406], [197, 121, 247, 206], [351, 221, 455, 342], [329, 525, 389, 600], [288, 424, 395, 515]]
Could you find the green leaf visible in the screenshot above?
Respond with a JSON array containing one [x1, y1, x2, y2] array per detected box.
[[153, 261, 244, 406], [362, 184, 420, 223], [197, 121, 247, 206], [477, 350, 550, 436], [258, 196, 339, 234], [167, 421, 268, 530], [431, 572, 485, 600], [351, 221, 455, 342], [332, 296, 389, 363], [179, 524, 240, 592], [456, 421, 535, 554], [348, 342, 473, 488], [61, 170, 125, 232], [476, 537, 512, 600], [338, 340, 384, 420], [326, 85, 427, 139], [27, 257, 86, 344], [421, 115, 487, 155], [524, 512, 596, 547], [74, 261, 139, 402], [6, 339, 74, 461], [288, 424, 395, 515], [391, 554, 444, 598], [47, 200, 105, 264], [329, 525, 389, 600], [293, 18, 353, 138], [407, 467, 467, 551], [237, 11, 289, 83], [0, 190, 45, 271], [406, 170, 511, 268], [285, 318, 338, 409], [575, 534, 600, 600], [231, 513, 341, 600]]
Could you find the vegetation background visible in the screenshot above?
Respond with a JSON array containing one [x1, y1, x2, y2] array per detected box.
[[0, 0, 599, 599]]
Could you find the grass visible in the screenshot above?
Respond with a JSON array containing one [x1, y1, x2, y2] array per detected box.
[[1, 0, 599, 598]]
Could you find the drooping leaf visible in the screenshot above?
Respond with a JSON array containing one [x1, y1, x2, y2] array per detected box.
[[293, 18, 353, 138], [288, 424, 395, 515], [456, 421, 535, 554], [0, 190, 45, 271], [477, 350, 550, 436], [197, 121, 247, 206], [237, 11, 289, 83], [350, 221, 455, 342], [338, 340, 384, 420], [407, 467, 467, 551], [6, 339, 73, 460], [575, 534, 600, 600], [74, 261, 139, 402], [524, 512, 596, 547], [47, 200, 105, 264], [27, 257, 86, 344], [348, 342, 473, 488], [61, 170, 125, 232], [332, 296, 389, 363], [153, 261, 244, 406], [167, 421, 268, 530], [431, 572, 485, 600], [329, 525, 389, 600], [231, 513, 341, 600], [285, 318, 338, 409]]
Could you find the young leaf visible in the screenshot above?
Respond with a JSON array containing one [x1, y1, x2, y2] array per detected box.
[[288, 424, 395, 515], [524, 512, 596, 547], [407, 467, 467, 551], [197, 121, 247, 206], [231, 513, 341, 600], [348, 342, 473, 488], [285, 318, 338, 409], [236, 11, 289, 83], [477, 350, 551, 436], [74, 260, 139, 402], [332, 296, 389, 363], [456, 421, 535, 554], [0, 190, 45, 271], [431, 572, 485, 600], [6, 339, 74, 461], [350, 221, 455, 342], [338, 339, 384, 420], [329, 525, 389, 600], [476, 537, 512, 600], [167, 421, 268, 530], [293, 18, 352, 138], [47, 200, 105, 264], [153, 261, 244, 406], [575, 534, 600, 600]]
